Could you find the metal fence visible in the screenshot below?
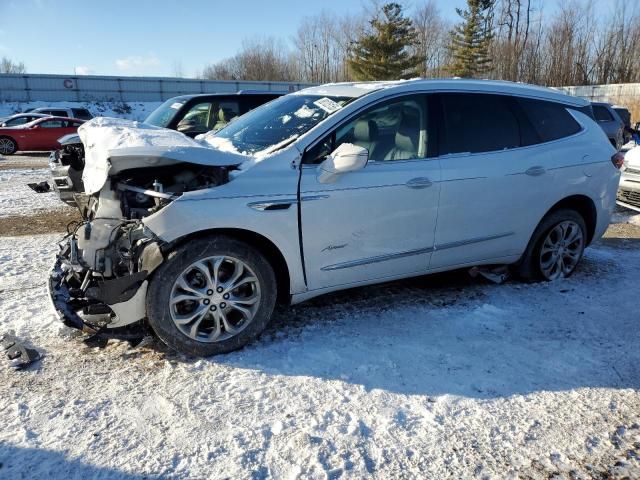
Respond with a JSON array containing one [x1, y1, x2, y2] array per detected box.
[[0, 73, 314, 103], [558, 83, 640, 120]]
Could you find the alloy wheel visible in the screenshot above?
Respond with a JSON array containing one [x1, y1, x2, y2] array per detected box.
[[538, 220, 584, 280], [0, 138, 15, 154], [169, 255, 261, 342]]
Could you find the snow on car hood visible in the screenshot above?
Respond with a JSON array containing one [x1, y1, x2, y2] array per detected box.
[[78, 117, 249, 194], [625, 146, 640, 169]]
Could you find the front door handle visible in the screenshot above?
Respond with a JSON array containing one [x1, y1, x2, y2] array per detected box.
[[525, 166, 546, 177], [405, 177, 433, 189]]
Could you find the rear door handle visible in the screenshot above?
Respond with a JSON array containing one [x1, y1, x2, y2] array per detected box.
[[525, 166, 546, 177], [406, 177, 433, 189]]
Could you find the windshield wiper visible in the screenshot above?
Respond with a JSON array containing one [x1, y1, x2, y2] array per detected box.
[[259, 134, 300, 156]]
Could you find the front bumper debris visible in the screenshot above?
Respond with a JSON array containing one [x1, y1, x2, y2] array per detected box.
[[48, 237, 148, 346], [1, 332, 41, 370]]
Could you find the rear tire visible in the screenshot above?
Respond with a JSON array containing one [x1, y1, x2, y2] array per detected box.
[[0, 136, 17, 155], [146, 236, 277, 356], [516, 209, 587, 282]]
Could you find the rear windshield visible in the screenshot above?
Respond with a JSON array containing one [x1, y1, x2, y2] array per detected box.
[[593, 105, 614, 122], [71, 108, 93, 120]]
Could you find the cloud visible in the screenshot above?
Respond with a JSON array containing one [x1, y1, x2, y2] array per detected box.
[[115, 54, 161, 72], [75, 66, 93, 75]]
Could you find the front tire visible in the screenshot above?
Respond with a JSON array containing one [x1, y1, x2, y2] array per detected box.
[[516, 209, 587, 282], [146, 236, 277, 356], [0, 136, 17, 155]]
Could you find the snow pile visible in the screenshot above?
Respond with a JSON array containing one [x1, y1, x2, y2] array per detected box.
[[0, 101, 162, 122]]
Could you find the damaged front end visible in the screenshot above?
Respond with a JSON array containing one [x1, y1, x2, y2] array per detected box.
[[48, 218, 164, 343], [48, 123, 243, 342]]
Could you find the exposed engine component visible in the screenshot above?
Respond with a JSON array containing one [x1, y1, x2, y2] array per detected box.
[[112, 164, 229, 220]]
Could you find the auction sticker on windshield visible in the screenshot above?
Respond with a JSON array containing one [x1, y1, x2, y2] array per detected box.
[[313, 97, 342, 114], [170, 102, 183, 109]]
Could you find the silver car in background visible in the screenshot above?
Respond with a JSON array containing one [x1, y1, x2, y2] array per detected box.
[[591, 102, 625, 150], [48, 79, 621, 356]]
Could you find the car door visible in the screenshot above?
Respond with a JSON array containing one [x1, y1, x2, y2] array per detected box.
[[32, 119, 68, 149], [299, 94, 441, 291], [430, 92, 542, 270], [430, 92, 586, 270]]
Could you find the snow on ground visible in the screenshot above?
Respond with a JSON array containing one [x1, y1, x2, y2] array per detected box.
[[612, 209, 640, 226], [0, 100, 163, 122], [0, 232, 639, 478], [0, 169, 68, 217]]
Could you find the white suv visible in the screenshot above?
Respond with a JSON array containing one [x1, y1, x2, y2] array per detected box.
[[48, 79, 621, 356]]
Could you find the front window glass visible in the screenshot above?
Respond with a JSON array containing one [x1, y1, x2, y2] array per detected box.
[[177, 101, 241, 133], [303, 96, 427, 164], [144, 98, 186, 127], [335, 98, 426, 161], [205, 94, 352, 155]]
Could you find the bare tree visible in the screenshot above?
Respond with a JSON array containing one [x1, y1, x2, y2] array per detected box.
[[293, 11, 364, 83], [0, 57, 26, 74], [412, 0, 450, 77], [172, 60, 184, 78]]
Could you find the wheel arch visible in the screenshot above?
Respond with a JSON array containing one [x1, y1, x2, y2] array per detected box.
[[543, 194, 597, 245], [165, 228, 292, 305]]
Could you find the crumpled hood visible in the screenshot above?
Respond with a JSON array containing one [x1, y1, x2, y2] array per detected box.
[[78, 117, 248, 194]]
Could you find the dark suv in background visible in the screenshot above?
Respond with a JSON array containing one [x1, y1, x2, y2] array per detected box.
[[144, 91, 285, 137], [591, 102, 625, 150]]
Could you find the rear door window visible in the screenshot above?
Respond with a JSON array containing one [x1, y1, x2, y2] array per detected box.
[[71, 108, 92, 119], [592, 105, 614, 122], [438, 93, 521, 155], [518, 98, 582, 142], [39, 120, 66, 128]]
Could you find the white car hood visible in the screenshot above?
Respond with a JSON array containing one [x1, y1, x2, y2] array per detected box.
[[78, 117, 248, 194], [625, 146, 640, 169]]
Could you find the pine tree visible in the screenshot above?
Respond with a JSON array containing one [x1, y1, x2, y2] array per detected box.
[[348, 3, 421, 81], [448, 0, 494, 78]]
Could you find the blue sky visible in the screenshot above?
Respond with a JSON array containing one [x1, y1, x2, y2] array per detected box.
[[0, 0, 619, 77], [0, 0, 469, 77]]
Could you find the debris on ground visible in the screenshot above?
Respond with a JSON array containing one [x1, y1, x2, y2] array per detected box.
[[1, 332, 41, 370]]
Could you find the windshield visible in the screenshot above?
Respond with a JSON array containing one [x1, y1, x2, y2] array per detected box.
[[144, 98, 187, 127], [206, 94, 352, 154]]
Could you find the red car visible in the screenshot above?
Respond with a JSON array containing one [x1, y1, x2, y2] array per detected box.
[[0, 116, 85, 155]]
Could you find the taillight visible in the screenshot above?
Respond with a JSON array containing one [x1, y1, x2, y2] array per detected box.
[[611, 152, 625, 169]]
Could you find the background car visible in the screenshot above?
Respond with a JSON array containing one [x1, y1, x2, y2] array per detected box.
[[0, 112, 51, 127], [618, 146, 640, 211], [144, 91, 285, 137], [591, 102, 625, 149], [0, 116, 85, 155], [28, 107, 93, 120], [613, 105, 633, 143]]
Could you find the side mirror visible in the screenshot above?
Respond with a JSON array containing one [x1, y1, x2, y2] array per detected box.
[[317, 143, 368, 184]]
